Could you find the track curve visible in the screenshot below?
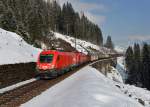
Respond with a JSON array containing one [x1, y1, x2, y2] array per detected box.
[[0, 63, 87, 107]]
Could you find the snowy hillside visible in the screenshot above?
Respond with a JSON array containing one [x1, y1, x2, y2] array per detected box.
[[107, 56, 127, 82], [116, 57, 128, 82], [107, 57, 150, 106], [0, 28, 114, 65], [0, 28, 41, 65], [106, 57, 127, 83], [107, 66, 124, 83], [21, 66, 143, 107], [115, 46, 125, 53], [54, 32, 113, 55], [115, 82, 150, 107]]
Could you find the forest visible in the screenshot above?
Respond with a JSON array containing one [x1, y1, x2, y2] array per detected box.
[[125, 43, 150, 90], [0, 0, 103, 48]]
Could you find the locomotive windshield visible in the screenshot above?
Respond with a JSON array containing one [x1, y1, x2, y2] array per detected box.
[[40, 54, 54, 63]]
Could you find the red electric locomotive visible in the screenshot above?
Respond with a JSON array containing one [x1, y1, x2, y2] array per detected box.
[[36, 50, 89, 78]]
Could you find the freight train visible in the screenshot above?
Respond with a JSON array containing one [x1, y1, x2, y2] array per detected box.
[[36, 50, 112, 79]]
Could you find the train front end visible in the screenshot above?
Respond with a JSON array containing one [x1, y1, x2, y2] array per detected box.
[[36, 50, 57, 78]]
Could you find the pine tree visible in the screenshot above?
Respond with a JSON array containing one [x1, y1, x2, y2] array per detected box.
[[0, 1, 5, 28], [125, 43, 150, 89], [104, 36, 114, 49], [125, 46, 135, 84], [51, 0, 61, 32], [133, 43, 142, 85], [61, 2, 75, 35], [27, 0, 45, 42], [0, 0, 103, 47], [0, 1, 5, 15], [74, 12, 81, 39], [142, 43, 150, 89], [1, 9, 17, 32]]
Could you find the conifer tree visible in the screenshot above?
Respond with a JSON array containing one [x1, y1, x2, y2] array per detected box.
[[133, 43, 142, 85], [104, 36, 114, 49], [125, 46, 135, 84], [1, 9, 17, 32], [0, 0, 104, 46], [125, 43, 150, 89], [142, 43, 150, 89]]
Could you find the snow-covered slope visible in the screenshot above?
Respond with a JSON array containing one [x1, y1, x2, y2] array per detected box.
[[21, 66, 143, 107], [106, 57, 150, 106], [106, 57, 127, 83], [115, 46, 125, 53], [54, 32, 113, 55], [107, 56, 128, 83], [115, 83, 150, 107], [116, 57, 128, 82], [107, 66, 123, 83], [0, 78, 36, 94], [0, 28, 41, 65]]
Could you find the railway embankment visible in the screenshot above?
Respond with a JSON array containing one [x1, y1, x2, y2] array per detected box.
[[0, 62, 36, 88], [0, 57, 118, 89], [91, 58, 117, 76]]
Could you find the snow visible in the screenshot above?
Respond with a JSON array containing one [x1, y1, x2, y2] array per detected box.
[[107, 66, 123, 83], [54, 32, 113, 55], [21, 66, 143, 107], [105, 57, 150, 107], [107, 56, 128, 83], [115, 46, 125, 53], [114, 82, 150, 107], [106, 56, 127, 83], [0, 78, 36, 94], [116, 57, 128, 82], [0, 28, 41, 65]]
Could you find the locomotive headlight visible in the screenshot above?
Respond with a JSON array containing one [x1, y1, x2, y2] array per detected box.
[[51, 65, 55, 68]]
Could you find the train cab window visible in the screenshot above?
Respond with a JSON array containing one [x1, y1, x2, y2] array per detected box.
[[40, 54, 54, 63]]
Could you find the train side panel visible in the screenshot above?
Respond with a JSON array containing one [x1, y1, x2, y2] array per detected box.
[[55, 52, 77, 70]]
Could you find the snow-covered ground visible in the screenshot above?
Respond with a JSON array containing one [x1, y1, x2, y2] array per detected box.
[[21, 66, 143, 107], [106, 56, 127, 83], [0, 28, 41, 65], [0, 28, 112, 65], [107, 57, 150, 107], [116, 57, 128, 82], [0, 78, 37, 94], [107, 56, 127, 83], [115, 83, 150, 107], [54, 32, 113, 55], [114, 46, 127, 82], [107, 66, 123, 83], [115, 46, 125, 54]]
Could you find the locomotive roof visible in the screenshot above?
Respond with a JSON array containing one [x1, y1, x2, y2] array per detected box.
[[40, 50, 86, 55]]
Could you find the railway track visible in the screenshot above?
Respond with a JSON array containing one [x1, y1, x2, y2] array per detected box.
[[0, 57, 117, 107], [0, 62, 88, 107]]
